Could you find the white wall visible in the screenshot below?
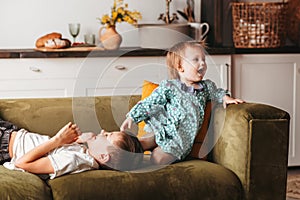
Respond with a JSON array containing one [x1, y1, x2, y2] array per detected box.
[[0, 0, 200, 48]]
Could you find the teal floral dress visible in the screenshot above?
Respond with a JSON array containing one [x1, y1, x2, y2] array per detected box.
[[128, 79, 229, 160]]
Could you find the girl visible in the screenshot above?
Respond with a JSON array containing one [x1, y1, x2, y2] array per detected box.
[[121, 41, 244, 165]]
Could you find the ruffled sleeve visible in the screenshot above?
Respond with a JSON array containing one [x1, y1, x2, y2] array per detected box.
[[204, 79, 230, 103], [128, 80, 174, 123]]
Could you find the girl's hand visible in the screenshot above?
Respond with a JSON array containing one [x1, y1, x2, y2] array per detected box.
[[120, 117, 133, 131], [223, 95, 245, 108]]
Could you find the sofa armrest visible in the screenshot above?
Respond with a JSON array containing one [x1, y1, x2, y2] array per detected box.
[[211, 103, 290, 200]]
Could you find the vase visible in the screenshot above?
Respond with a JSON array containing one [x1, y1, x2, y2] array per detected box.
[[99, 26, 122, 50]]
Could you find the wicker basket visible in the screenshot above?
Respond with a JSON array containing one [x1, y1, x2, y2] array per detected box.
[[232, 2, 288, 48]]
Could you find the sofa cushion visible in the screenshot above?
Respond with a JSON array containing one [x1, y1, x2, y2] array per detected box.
[[48, 160, 242, 200], [137, 80, 159, 137], [0, 96, 141, 137], [0, 166, 52, 200]]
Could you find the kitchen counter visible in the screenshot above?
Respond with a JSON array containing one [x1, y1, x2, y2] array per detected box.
[[0, 46, 299, 59], [0, 47, 234, 58], [234, 46, 300, 54]]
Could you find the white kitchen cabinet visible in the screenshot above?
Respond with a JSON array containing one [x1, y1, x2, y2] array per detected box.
[[0, 57, 168, 98], [205, 55, 231, 91], [0, 55, 230, 99], [233, 54, 300, 166], [0, 58, 83, 98], [75, 57, 168, 96]]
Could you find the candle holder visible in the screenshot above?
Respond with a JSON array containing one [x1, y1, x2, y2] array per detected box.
[[158, 0, 178, 24]]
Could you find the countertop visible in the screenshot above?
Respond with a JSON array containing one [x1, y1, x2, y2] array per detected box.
[[0, 46, 299, 58]]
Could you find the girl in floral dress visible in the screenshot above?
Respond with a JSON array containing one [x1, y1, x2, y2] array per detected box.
[[121, 41, 244, 165]]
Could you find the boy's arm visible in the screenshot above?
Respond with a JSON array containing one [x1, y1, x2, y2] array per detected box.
[[14, 122, 78, 174]]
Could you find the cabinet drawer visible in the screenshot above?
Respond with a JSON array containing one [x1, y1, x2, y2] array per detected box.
[[0, 56, 168, 98], [0, 79, 76, 99], [78, 57, 167, 77], [77, 57, 167, 91], [0, 58, 84, 79]]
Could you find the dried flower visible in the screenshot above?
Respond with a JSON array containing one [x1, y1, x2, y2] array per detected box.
[[98, 0, 142, 28]]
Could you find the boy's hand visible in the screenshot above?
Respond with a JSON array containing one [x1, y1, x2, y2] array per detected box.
[[120, 117, 133, 131], [53, 122, 80, 146], [14, 122, 81, 173], [223, 95, 245, 108]]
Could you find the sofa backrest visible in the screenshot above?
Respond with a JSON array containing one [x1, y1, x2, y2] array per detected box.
[[0, 95, 141, 136]]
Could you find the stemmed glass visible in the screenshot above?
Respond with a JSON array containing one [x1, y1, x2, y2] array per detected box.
[[68, 23, 80, 43]]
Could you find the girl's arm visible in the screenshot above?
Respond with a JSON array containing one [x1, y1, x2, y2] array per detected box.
[[128, 80, 170, 123], [205, 79, 229, 103], [14, 122, 79, 174], [204, 79, 244, 108], [222, 95, 245, 108]]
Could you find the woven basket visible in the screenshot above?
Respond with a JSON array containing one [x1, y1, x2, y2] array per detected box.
[[232, 2, 288, 48]]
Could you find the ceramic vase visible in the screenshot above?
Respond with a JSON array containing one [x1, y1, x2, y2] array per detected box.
[[99, 26, 122, 50]]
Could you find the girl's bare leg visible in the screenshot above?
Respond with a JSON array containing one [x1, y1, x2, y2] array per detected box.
[[150, 146, 177, 165], [139, 132, 157, 150]]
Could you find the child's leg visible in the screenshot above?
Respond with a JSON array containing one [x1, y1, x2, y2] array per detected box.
[[150, 146, 177, 165], [0, 130, 13, 164], [139, 132, 157, 150]]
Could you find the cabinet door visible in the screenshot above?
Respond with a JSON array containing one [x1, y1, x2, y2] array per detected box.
[[0, 57, 168, 98], [233, 54, 300, 166], [0, 58, 84, 99], [77, 57, 168, 96], [206, 55, 231, 91]]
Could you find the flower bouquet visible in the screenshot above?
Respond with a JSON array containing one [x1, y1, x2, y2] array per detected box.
[[99, 0, 142, 28]]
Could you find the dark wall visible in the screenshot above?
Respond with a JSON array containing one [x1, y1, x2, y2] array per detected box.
[[201, 0, 235, 47]]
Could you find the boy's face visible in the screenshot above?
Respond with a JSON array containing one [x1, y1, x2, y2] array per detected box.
[[178, 46, 207, 85], [87, 130, 122, 163]]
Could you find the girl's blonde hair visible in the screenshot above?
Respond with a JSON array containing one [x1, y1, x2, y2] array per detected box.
[[166, 41, 206, 79]]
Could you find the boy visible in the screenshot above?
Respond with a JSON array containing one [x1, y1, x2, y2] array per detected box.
[[2, 122, 143, 179]]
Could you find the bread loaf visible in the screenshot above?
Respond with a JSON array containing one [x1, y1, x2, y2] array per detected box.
[[35, 32, 71, 49]]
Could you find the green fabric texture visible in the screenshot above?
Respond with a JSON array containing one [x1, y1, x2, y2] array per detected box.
[[212, 103, 290, 200], [0, 96, 140, 136], [0, 97, 290, 200], [0, 166, 52, 200], [48, 160, 242, 200]]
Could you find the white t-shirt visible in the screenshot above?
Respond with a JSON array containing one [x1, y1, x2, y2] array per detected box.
[[3, 129, 99, 179]]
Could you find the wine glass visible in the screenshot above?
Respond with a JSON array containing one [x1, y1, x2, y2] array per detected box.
[[68, 23, 80, 43]]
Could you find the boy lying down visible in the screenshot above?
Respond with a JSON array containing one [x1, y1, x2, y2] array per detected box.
[[0, 121, 143, 179]]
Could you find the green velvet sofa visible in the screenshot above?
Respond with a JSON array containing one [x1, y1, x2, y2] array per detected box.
[[0, 95, 290, 200]]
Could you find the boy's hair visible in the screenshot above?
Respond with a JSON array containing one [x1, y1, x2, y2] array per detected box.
[[166, 41, 206, 79], [102, 131, 144, 171]]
